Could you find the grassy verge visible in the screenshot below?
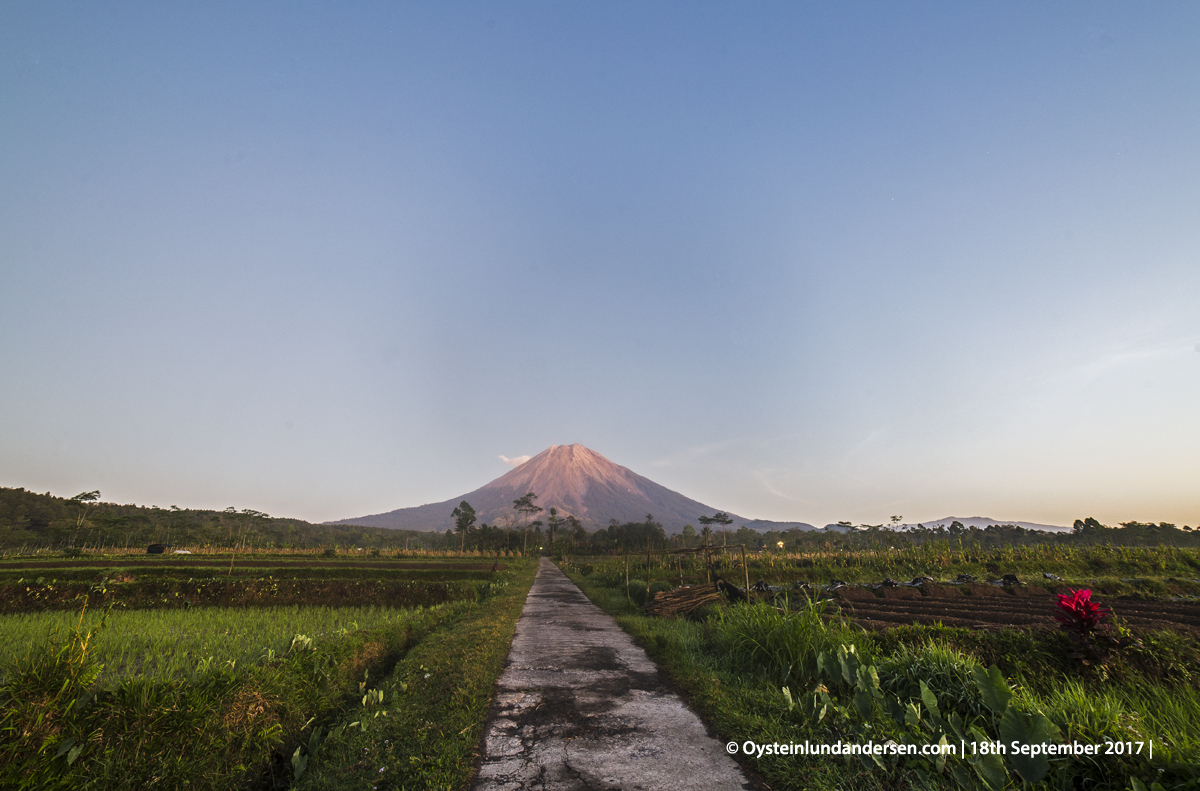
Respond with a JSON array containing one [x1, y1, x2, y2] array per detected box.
[[291, 561, 537, 790], [565, 566, 1200, 791]]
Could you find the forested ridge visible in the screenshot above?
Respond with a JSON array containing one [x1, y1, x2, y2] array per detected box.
[[0, 487, 431, 551]]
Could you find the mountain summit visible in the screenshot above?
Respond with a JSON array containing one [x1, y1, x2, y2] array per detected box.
[[330, 444, 813, 532]]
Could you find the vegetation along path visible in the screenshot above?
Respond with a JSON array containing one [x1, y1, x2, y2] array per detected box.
[[473, 558, 755, 791]]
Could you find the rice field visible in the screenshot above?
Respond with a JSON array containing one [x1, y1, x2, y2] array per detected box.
[[0, 604, 436, 686]]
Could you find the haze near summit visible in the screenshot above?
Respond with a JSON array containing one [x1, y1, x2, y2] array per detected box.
[[1, 4, 1197, 529]]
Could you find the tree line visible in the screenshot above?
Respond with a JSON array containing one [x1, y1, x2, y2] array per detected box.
[[4, 486, 1196, 554]]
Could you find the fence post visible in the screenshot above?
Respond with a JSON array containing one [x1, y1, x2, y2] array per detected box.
[[741, 544, 749, 597], [646, 549, 651, 601], [625, 552, 630, 602]]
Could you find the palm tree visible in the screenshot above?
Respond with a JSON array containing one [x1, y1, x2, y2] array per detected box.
[[452, 501, 477, 553], [512, 492, 543, 557]]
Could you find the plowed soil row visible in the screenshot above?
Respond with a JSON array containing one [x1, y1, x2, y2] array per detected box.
[[829, 585, 1200, 635]]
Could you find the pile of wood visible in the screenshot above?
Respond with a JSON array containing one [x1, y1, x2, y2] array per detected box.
[[643, 584, 720, 618]]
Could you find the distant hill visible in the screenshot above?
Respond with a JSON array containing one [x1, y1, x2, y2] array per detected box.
[[912, 516, 1070, 533], [329, 444, 817, 533], [821, 516, 1071, 533]]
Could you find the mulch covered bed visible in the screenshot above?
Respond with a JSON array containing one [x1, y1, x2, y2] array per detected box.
[[827, 584, 1200, 635]]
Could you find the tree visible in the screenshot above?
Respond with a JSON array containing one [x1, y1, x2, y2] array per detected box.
[[547, 507, 562, 554], [568, 515, 586, 545], [68, 490, 100, 547], [239, 509, 270, 550], [452, 501, 477, 552], [890, 515, 903, 528], [702, 512, 733, 546], [681, 524, 696, 547], [512, 492, 543, 557], [495, 514, 516, 552]]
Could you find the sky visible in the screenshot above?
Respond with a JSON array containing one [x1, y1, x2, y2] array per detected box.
[[2, 2, 1198, 529]]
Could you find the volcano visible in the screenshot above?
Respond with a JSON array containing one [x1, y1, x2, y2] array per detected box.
[[329, 444, 814, 533]]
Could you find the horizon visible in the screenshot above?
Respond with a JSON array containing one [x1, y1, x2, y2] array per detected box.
[[5, 442, 1184, 532], [1, 478, 1097, 533], [3, 5, 1198, 529]]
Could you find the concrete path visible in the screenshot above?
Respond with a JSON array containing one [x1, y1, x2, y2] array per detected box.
[[472, 558, 756, 791]]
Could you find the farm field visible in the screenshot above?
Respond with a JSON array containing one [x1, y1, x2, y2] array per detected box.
[[0, 552, 514, 613], [0, 554, 537, 790], [563, 545, 1200, 791]]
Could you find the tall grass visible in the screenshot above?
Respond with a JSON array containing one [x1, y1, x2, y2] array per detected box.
[[1126, 684, 1200, 762], [714, 599, 860, 686]]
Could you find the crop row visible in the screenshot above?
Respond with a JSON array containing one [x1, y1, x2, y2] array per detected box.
[[0, 576, 511, 612], [0, 558, 506, 570], [574, 543, 1200, 594], [0, 567, 503, 586]]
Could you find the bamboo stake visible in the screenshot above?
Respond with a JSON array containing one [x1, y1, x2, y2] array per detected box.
[[625, 552, 630, 602], [742, 544, 749, 597]]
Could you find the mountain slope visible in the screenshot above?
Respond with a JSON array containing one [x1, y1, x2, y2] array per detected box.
[[329, 444, 815, 532]]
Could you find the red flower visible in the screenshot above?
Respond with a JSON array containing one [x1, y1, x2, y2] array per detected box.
[[1055, 588, 1110, 634]]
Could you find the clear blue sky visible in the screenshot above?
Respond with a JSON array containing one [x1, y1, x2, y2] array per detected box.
[[2, 3, 1198, 528]]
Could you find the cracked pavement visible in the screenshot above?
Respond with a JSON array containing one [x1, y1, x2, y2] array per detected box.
[[472, 558, 756, 791]]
